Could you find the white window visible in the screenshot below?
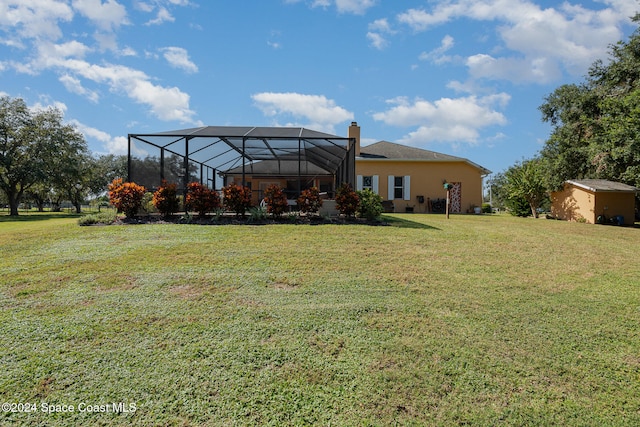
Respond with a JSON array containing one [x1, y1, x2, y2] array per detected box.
[[357, 175, 379, 193], [363, 175, 373, 190], [388, 175, 411, 200]]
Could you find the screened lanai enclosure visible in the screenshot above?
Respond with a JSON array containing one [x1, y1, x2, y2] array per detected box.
[[127, 126, 356, 202]]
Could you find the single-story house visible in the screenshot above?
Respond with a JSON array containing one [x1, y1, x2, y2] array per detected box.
[[550, 179, 638, 225], [349, 123, 491, 213], [219, 122, 490, 213]]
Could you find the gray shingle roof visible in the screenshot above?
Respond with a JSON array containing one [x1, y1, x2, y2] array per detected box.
[[359, 141, 491, 174], [567, 179, 639, 192]]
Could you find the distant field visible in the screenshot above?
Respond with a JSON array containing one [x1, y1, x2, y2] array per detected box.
[[1, 213, 638, 426]]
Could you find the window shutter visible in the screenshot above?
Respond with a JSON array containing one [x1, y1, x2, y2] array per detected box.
[[404, 175, 411, 200], [388, 176, 395, 200], [372, 175, 379, 194], [356, 175, 363, 191]]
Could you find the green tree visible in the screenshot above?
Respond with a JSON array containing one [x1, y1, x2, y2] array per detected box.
[[0, 97, 41, 215], [539, 16, 640, 189], [0, 96, 89, 215], [49, 141, 94, 214], [504, 158, 548, 218], [90, 154, 128, 196], [539, 84, 599, 190]]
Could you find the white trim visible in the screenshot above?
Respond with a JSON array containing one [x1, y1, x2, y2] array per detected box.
[[356, 175, 363, 191], [388, 175, 394, 200], [372, 175, 379, 194]]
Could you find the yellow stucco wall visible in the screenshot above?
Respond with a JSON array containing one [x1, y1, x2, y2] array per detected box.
[[356, 159, 485, 213], [593, 191, 636, 225], [550, 185, 595, 223], [551, 184, 636, 225]]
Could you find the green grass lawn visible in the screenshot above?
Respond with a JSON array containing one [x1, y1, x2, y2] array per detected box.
[[1, 213, 639, 426]]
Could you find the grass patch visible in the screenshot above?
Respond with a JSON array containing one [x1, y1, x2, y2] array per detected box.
[[0, 214, 639, 425]]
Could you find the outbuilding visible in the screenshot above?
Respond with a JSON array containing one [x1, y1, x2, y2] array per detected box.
[[550, 179, 638, 225]]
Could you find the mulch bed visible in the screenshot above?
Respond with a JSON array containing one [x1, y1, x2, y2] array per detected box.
[[111, 214, 389, 226]]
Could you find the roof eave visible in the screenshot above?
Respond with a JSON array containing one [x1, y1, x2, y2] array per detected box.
[[566, 180, 639, 193], [356, 157, 491, 174]]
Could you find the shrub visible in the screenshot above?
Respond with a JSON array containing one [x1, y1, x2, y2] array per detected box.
[[152, 180, 180, 217], [356, 189, 383, 220], [223, 183, 252, 217], [482, 203, 492, 214], [297, 187, 323, 214], [506, 195, 531, 217], [335, 183, 359, 217], [142, 192, 157, 214], [185, 182, 221, 218], [78, 211, 118, 226], [108, 178, 146, 218], [249, 206, 268, 222], [263, 184, 288, 217]]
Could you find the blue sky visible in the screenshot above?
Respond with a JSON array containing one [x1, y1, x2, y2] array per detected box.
[[1, 0, 638, 175]]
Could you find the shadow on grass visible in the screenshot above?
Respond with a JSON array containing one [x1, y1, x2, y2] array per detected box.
[[382, 214, 440, 230], [0, 212, 82, 223]]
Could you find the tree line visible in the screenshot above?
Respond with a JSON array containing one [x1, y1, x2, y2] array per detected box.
[[0, 96, 126, 216], [489, 15, 640, 217]]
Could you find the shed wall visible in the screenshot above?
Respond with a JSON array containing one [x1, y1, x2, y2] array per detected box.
[[551, 185, 596, 223], [551, 184, 636, 225], [593, 192, 636, 225]]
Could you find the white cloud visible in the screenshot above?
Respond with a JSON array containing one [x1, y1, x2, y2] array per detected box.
[[267, 30, 283, 49], [27, 42, 198, 123], [118, 46, 137, 56], [368, 18, 391, 33], [145, 6, 174, 25], [335, 0, 376, 15], [0, 0, 74, 42], [372, 94, 510, 146], [252, 92, 354, 134], [311, 0, 331, 8], [161, 46, 198, 73], [71, 0, 128, 31], [51, 40, 92, 58], [366, 32, 388, 50], [367, 18, 395, 50], [466, 54, 563, 84], [71, 120, 129, 154], [396, 0, 636, 84], [419, 35, 455, 64], [288, 0, 376, 15], [134, 1, 154, 13], [59, 74, 100, 102]]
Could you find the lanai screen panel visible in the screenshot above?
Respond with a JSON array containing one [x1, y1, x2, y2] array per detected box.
[[128, 126, 355, 193]]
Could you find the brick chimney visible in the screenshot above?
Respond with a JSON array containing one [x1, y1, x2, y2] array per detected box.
[[348, 121, 360, 156]]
